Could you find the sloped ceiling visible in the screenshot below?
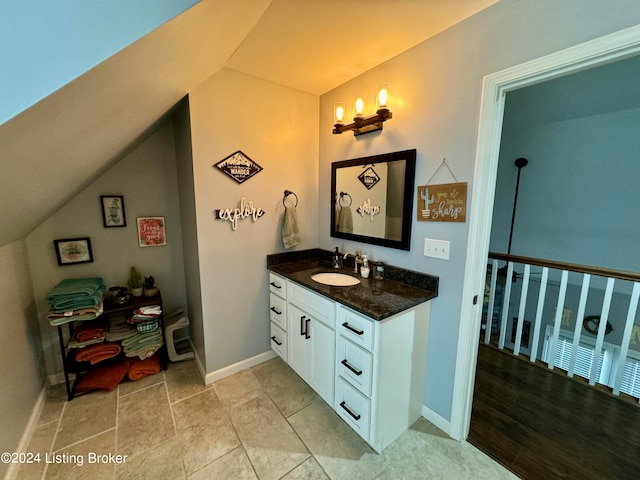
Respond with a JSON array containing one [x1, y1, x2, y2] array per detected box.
[[0, 0, 498, 247]]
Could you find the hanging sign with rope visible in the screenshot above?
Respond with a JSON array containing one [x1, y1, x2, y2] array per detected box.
[[417, 159, 467, 222]]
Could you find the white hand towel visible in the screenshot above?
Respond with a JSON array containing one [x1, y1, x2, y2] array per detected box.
[[282, 206, 301, 248]]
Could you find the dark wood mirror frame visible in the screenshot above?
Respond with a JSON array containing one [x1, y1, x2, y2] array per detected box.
[[330, 149, 416, 251]]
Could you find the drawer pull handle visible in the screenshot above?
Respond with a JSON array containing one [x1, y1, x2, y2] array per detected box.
[[300, 315, 307, 336], [341, 359, 363, 376], [270, 307, 282, 315], [342, 322, 364, 336], [270, 282, 282, 289], [305, 317, 310, 339], [270, 336, 282, 346], [339, 401, 361, 421]]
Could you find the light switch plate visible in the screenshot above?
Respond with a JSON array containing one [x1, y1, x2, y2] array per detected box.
[[424, 238, 450, 260]]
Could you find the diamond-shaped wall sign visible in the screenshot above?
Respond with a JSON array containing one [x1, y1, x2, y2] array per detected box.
[[214, 150, 263, 184], [358, 166, 380, 190]]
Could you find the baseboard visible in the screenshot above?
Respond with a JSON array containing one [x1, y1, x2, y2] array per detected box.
[[4, 387, 47, 480], [422, 404, 454, 439], [203, 350, 277, 385]]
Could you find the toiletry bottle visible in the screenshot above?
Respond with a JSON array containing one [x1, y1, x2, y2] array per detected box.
[[360, 255, 370, 278], [333, 247, 343, 269]]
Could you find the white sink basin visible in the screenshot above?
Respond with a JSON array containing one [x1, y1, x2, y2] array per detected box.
[[311, 272, 361, 287]]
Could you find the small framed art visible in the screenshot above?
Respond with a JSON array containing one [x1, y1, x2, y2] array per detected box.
[[137, 217, 166, 247], [100, 195, 126, 227], [54, 238, 94, 266]]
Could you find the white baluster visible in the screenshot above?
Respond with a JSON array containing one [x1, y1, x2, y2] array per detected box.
[[590, 278, 615, 386], [484, 259, 499, 344], [498, 262, 514, 350], [513, 264, 530, 357], [613, 282, 640, 396], [548, 270, 568, 371], [568, 274, 590, 378], [529, 267, 548, 363]]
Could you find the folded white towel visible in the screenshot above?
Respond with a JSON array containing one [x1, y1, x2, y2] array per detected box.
[[282, 206, 301, 248]]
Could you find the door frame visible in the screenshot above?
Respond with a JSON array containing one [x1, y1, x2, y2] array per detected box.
[[451, 24, 640, 441]]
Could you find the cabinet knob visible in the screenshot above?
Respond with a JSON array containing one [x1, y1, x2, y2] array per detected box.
[[270, 335, 282, 346], [270, 307, 282, 315]]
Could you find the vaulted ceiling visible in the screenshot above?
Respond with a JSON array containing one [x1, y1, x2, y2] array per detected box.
[[0, 0, 498, 247]]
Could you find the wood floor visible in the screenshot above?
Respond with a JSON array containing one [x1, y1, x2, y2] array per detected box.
[[468, 343, 640, 480]]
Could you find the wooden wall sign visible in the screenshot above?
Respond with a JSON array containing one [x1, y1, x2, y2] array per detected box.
[[417, 182, 467, 222]]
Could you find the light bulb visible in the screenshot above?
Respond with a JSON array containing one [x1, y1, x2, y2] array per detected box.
[[334, 102, 345, 124], [353, 94, 366, 118], [377, 83, 390, 110]]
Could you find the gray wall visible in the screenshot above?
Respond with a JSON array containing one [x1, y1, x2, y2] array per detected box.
[[26, 122, 188, 379], [319, 0, 640, 421], [0, 240, 44, 478], [173, 98, 206, 368]]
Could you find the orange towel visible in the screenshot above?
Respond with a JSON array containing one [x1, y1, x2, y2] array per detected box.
[[127, 353, 161, 381], [76, 358, 134, 392], [74, 320, 109, 343], [75, 342, 121, 365]]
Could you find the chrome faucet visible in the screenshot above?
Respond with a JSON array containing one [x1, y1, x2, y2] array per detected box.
[[344, 251, 363, 274]]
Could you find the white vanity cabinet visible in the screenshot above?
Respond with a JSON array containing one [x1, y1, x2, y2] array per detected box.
[[335, 303, 430, 453], [267, 270, 431, 453], [269, 273, 288, 361], [287, 282, 336, 405]]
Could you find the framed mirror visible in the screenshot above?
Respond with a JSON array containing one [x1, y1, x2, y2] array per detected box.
[[331, 149, 416, 251]]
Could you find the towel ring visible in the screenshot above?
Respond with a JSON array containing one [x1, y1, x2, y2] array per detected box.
[[339, 192, 352, 207], [283, 190, 298, 207]]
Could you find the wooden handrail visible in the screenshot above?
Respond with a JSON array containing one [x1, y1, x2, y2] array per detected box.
[[488, 252, 640, 283]]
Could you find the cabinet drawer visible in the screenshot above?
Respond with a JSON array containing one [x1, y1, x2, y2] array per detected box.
[[335, 377, 371, 441], [269, 293, 287, 329], [336, 335, 373, 397], [270, 322, 287, 361], [269, 273, 287, 298], [288, 282, 335, 328], [337, 306, 374, 352]]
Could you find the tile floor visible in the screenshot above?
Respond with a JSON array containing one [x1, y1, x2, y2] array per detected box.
[[17, 357, 518, 479]]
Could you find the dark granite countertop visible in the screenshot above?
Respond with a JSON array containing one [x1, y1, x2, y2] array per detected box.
[[267, 249, 438, 321]]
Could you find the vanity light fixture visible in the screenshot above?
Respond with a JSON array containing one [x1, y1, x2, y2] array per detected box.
[[333, 83, 393, 136]]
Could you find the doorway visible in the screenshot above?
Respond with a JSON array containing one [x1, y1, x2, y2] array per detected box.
[[450, 24, 640, 441]]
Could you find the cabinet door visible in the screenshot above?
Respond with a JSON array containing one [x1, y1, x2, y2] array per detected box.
[[309, 318, 335, 405], [288, 304, 309, 379]]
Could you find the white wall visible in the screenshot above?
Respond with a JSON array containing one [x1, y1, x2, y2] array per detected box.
[[188, 68, 319, 373], [319, 0, 640, 421], [26, 123, 187, 378], [0, 240, 44, 479]]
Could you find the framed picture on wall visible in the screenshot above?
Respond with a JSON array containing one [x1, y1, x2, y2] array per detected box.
[[100, 195, 126, 227], [137, 217, 166, 247], [54, 238, 94, 266]]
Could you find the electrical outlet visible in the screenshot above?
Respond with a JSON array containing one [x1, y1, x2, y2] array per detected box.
[[562, 308, 571, 326], [631, 325, 640, 345], [424, 238, 450, 260]]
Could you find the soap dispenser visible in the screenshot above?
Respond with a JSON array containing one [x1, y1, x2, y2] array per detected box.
[[360, 255, 370, 278], [333, 247, 343, 269]]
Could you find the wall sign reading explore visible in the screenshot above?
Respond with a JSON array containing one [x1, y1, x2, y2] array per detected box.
[[214, 197, 265, 231], [417, 182, 467, 222]]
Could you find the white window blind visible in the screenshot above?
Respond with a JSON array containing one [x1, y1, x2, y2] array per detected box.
[[620, 356, 640, 398], [543, 326, 640, 399]]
